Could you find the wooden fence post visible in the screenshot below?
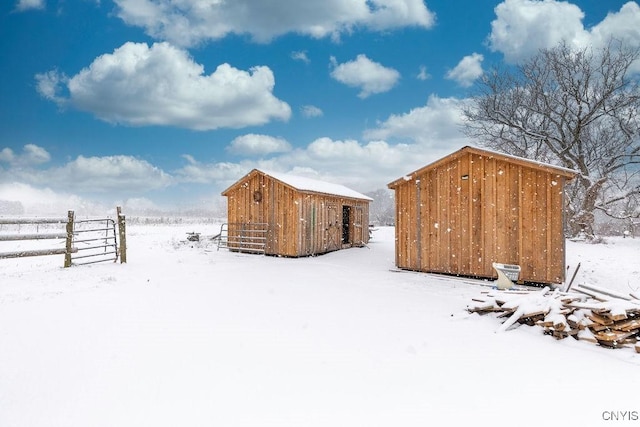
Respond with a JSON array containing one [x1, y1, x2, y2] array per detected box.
[[117, 206, 127, 263], [64, 210, 74, 268]]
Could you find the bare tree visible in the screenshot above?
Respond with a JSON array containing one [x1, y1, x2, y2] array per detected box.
[[463, 40, 640, 238]]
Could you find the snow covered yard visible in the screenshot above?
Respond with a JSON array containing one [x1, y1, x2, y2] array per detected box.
[[1, 223, 639, 427]]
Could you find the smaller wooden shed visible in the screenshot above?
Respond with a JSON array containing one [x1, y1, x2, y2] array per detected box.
[[221, 169, 372, 257], [387, 146, 577, 284]]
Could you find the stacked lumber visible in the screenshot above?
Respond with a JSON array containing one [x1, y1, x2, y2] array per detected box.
[[467, 284, 640, 352]]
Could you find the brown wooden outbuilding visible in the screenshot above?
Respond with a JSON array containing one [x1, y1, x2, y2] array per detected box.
[[387, 146, 577, 284], [221, 169, 372, 257]]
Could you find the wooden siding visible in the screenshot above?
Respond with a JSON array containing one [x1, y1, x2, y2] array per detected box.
[[389, 149, 574, 284], [224, 170, 370, 257]]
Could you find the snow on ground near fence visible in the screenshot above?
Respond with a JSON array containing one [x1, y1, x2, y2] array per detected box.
[[1, 223, 639, 426]]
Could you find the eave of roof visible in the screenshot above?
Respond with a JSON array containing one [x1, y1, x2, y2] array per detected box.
[[388, 145, 578, 188], [222, 169, 373, 201]]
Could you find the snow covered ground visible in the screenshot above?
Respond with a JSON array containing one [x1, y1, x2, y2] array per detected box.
[[1, 222, 639, 427]]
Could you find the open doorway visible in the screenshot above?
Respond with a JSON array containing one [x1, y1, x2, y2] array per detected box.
[[342, 206, 351, 244]]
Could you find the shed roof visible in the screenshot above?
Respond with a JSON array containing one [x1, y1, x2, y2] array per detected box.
[[222, 169, 373, 201], [387, 145, 578, 189]]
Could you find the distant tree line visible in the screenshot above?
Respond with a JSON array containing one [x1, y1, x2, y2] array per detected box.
[[0, 200, 25, 215], [367, 188, 395, 226]]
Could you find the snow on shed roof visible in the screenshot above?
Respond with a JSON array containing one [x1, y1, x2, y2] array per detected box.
[[222, 169, 372, 201], [260, 169, 373, 201]]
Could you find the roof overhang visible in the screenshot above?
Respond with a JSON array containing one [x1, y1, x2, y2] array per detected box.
[[388, 145, 578, 189], [222, 169, 373, 202]]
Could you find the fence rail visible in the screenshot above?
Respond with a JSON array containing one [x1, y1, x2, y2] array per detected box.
[[0, 208, 127, 267], [0, 247, 76, 259], [0, 232, 68, 241], [0, 217, 69, 225]]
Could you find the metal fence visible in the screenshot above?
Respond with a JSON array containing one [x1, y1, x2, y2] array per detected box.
[[0, 208, 127, 267]]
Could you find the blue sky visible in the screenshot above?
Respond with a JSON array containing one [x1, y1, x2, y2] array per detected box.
[[1, 0, 639, 215]]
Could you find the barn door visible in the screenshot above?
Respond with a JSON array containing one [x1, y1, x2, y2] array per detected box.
[[326, 204, 341, 250], [342, 206, 351, 244], [353, 206, 365, 244]]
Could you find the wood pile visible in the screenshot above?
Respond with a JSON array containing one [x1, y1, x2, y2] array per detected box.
[[467, 283, 640, 352]]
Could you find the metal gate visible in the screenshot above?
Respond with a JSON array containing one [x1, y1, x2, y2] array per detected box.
[[71, 218, 118, 265], [217, 223, 268, 254]]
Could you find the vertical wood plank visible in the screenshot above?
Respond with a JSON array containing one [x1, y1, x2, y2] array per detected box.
[[449, 159, 460, 274], [461, 153, 471, 275]]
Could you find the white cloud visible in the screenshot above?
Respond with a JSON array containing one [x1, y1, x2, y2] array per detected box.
[[114, 0, 435, 46], [259, 138, 411, 192], [226, 134, 292, 156], [0, 149, 214, 214], [50, 155, 174, 193], [589, 2, 640, 67], [172, 135, 420, 195], [2, 130, 465, 212], [488, 0, 588, 63], [446, 53, 484, 87], [330, 54, 400, 98], [174, 134, 420, 193], [291, 51, 310, 64], [152, 98, 474, 196], [35, 42, 291, 130], [306, 137, 392, 161], [35, 70, 68, 104], [2, 95, 473, 210], [174, 157, 251, 185], [0, 149, 173, 197], [15, 0, 45, 11], [301, 105, 323, 118], [364, 95, 470, 147], [0, 182, 107, 216], [0, 144, 51, 167], [488, 0, 640, 64], [23, 144, 51, 165], [0, 148, 13, 163], [416, 65, 430, 81]]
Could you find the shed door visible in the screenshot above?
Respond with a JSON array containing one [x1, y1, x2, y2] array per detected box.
[[342, 206, 351, 244], [326, 205, 341, 251], [353, 206, 365, 244]]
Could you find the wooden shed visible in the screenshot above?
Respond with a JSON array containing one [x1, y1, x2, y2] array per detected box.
[[221, 169, 372, 257], [387, 146, 577, 284]]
